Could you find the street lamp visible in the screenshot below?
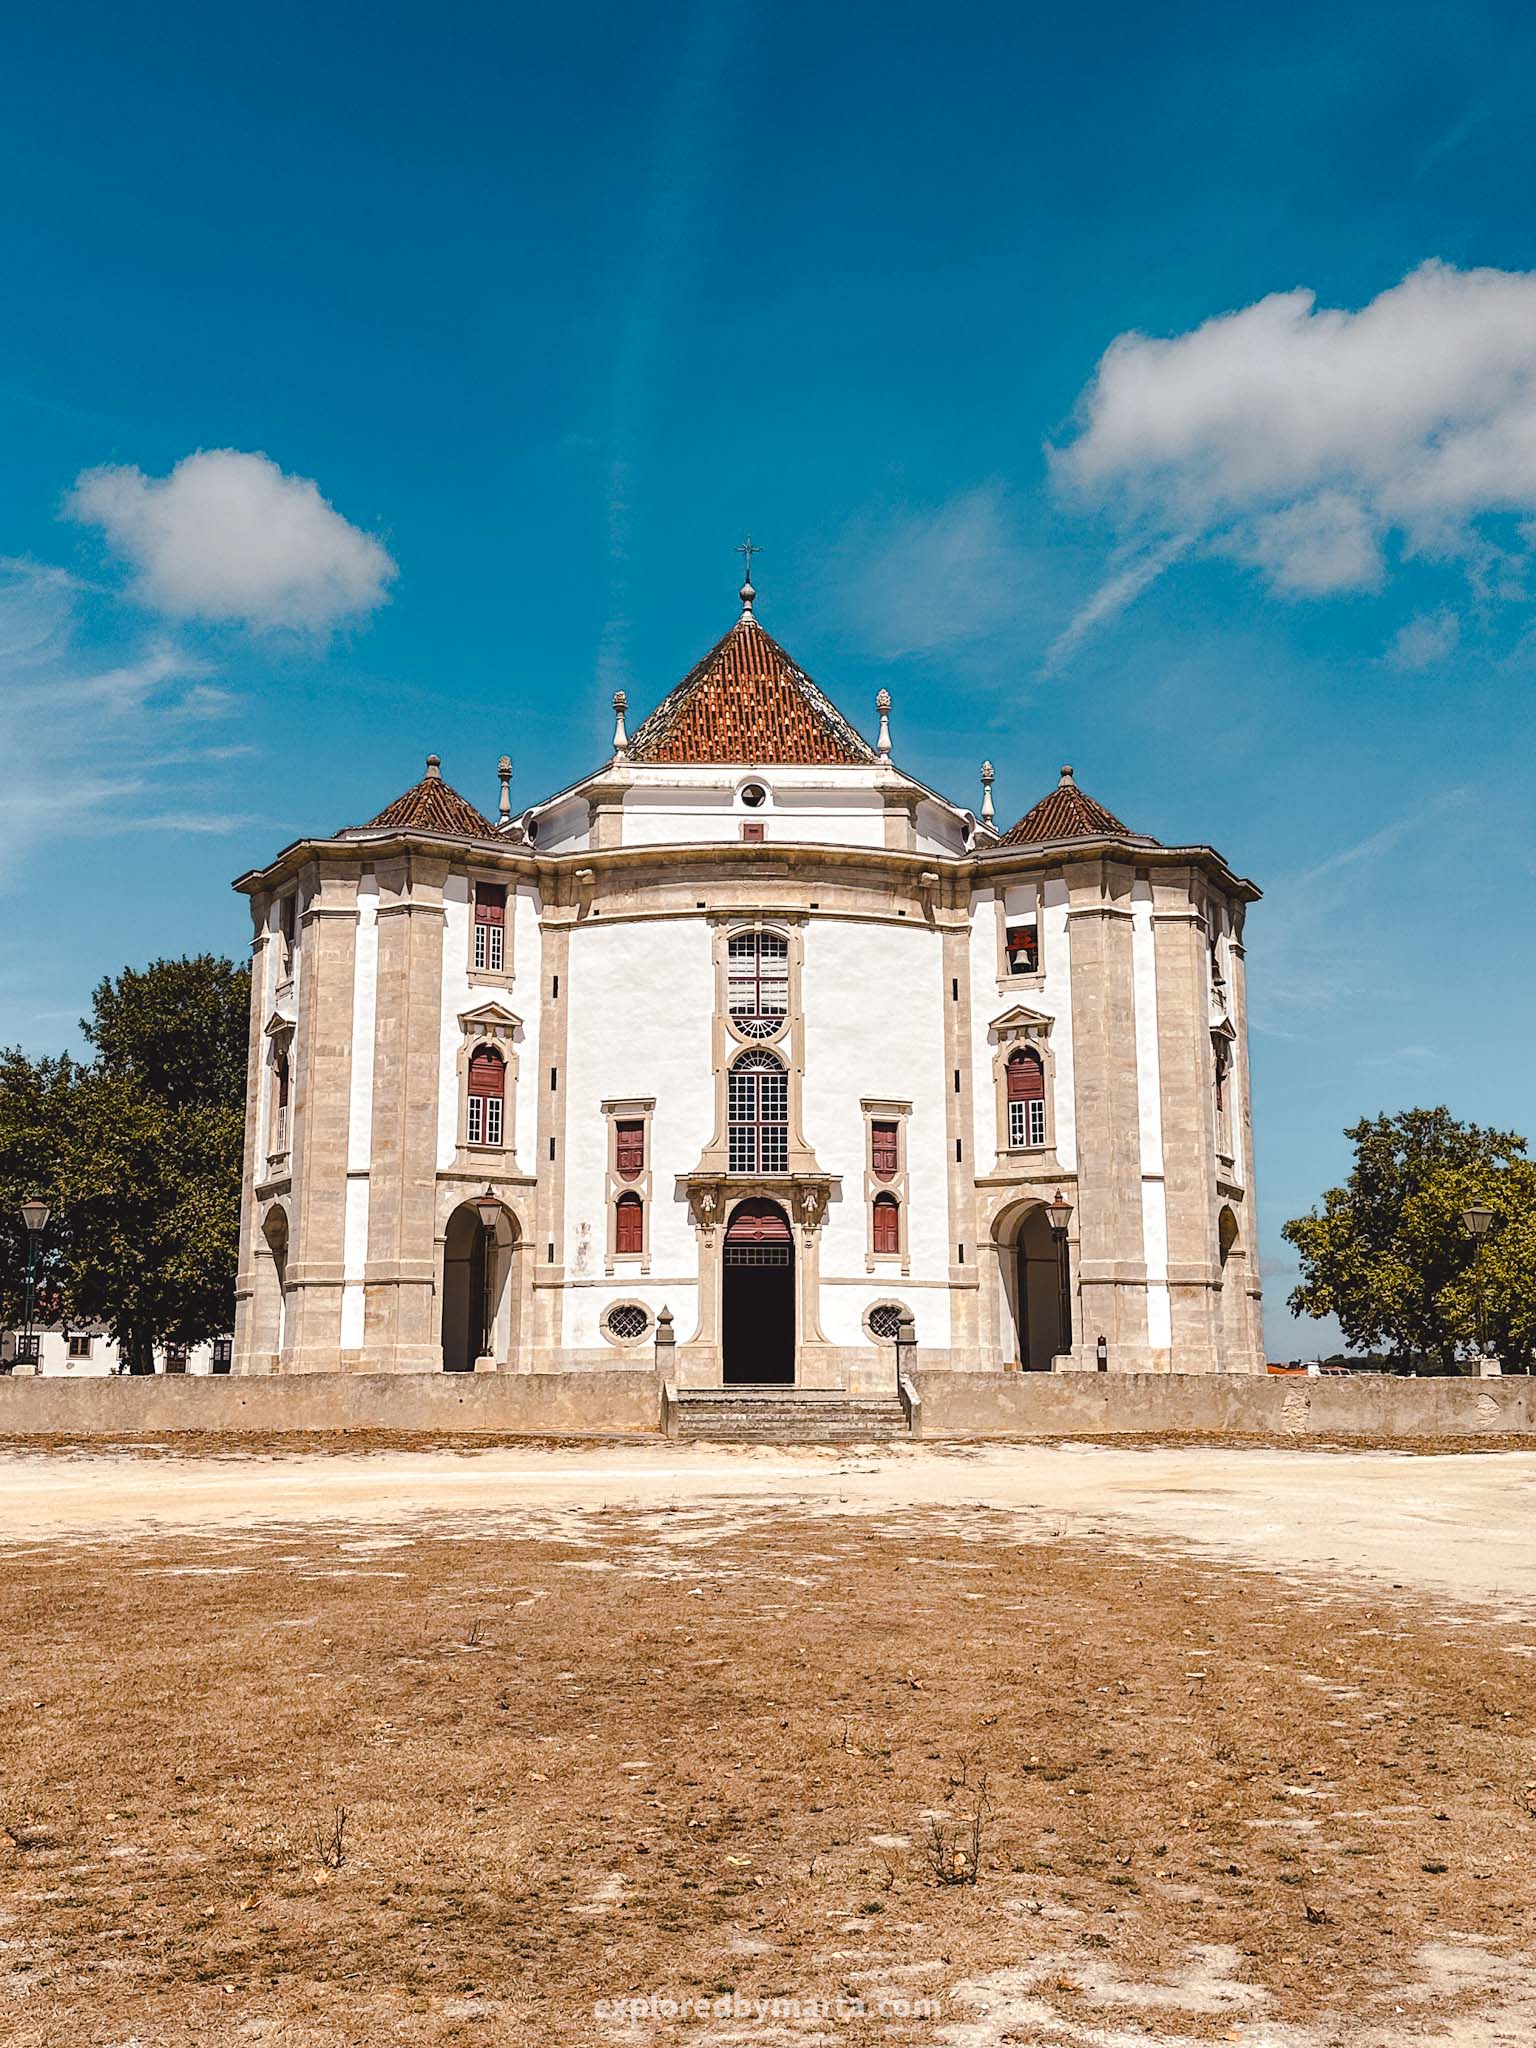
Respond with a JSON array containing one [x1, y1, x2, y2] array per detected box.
[[1046, 1190, 1074, 1361], [1460, 1204, 1498, 1369], [18, 1199, 50, 1375], [474, 1189, 501, 1366]]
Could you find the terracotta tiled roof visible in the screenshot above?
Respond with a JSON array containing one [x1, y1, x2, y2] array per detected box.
[[999, 766, 1147, 847], [358, 756, 498, 840], [626, 613, 879, 766]]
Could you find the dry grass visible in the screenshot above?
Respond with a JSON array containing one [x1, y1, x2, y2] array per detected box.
[[1, 1497, 1534, 2045]]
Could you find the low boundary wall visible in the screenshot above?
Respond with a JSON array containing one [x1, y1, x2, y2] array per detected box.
[[909, 1370, 1536, 1439], [0, 1370, 662, 1437]]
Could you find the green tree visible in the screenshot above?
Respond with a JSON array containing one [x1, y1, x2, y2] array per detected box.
[[0, 955, 249, 1373], [1283, 1108, 1535, 1372], [0, 1048, 76, 1329]]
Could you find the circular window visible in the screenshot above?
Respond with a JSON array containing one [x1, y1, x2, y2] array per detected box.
[[739, 782, 767, 808], [604, 1302, 650, 1343], [866, 1302, 909, 1343]]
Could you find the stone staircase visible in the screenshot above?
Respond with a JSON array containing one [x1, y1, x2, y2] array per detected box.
[[667, 1387, 913, 1445]]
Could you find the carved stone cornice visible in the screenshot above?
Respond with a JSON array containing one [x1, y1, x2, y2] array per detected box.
[[678, 1172, 841, 1236]]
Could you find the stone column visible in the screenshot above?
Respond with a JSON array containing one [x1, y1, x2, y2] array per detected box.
[[231, 895, 273, 1373], [363, 854, 447, 1370], [1066, 859, 1151, 1369], [282, 862, 360, 1372], [1225, 906, 1266, 1372], [1150, 868, 1221, 1373]]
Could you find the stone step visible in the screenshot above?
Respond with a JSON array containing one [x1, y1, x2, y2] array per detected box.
[[671, 1391, 911, 1445]]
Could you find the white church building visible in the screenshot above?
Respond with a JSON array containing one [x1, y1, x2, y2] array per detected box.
[[232, 573, 1264, 1389]]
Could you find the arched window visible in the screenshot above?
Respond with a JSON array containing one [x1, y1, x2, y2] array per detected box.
[[273, 1047, 290, 1152], [728, 1051, 788, 1174], [473, 883, 506, 973], [467, 1045, 505, 1146], [727, 930, 790, 1039], [1006, 1047, 1046, 1148], [614, 1191, 643, 1255], [872, 1192, 901, 1255]]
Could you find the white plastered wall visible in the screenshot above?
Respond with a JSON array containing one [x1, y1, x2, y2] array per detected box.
[[802, 919, 952, 1349], [558, 916, 716, 1348]]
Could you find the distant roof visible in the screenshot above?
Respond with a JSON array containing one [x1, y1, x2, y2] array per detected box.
[[998, 765, 1150, 847], [357, 756, 498, 840], [626, 608, 879, 767]]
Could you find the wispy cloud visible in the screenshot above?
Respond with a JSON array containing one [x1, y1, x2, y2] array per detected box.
[[1041, 534, 1191, 672], [838, 484, 1030, 662], [1288, 789, 1469, 891], [0, 561, 250, 883]]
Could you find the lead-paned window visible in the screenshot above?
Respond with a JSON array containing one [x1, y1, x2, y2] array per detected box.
[[1006, 1047, 1046, 1149], [473, 883, 506, 973], [728, 1051, 788, 1174], [467, 1045, 505, 1147], [727, 931, 789, 1039]]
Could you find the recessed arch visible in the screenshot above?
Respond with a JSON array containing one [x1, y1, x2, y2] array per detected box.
[[722, 1198, 794, 1384]]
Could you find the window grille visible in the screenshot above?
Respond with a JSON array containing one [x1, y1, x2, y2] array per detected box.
[[871, 1121, 899, 1181], [728, 1051, 787, 1174], [868, 1303, 905, 1341], [614, 1193, 643, 1255], [727, 930, 789, 1039], [723, 1240, 792, 1266], [872, 1193, 901, 1255], [605, 1302, 649, 1341]]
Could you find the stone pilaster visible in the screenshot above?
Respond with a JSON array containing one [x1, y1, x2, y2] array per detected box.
[[530, 912, 573, 1357], [941, 907, 980, 1362], [282, 863, 360, 1371], [1150, 868, 1222, 1372], [232, 895, 273, 1373], [362, 855, 446, 1370], [1225, 910, 1266, 1371], [1066, 859, 1150, 1369]]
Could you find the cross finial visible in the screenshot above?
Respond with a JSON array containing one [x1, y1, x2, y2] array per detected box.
[[736, 534, 761, 617]]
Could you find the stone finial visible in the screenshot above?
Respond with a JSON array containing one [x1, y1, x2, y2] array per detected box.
[[612, 690, 628, 756], [875, 688, 892, 758], [425, 754, 442, 781], [498, 754, 513, 824], [1059, 763, 1075, 785], [980, 759, 995, 825], [736, 534, 761, 619]]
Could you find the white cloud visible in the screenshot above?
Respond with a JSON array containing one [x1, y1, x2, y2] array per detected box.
[[67, 449, 396, 631], [1051, 261, 1536, 647], [1386, 608, 1461, 670]]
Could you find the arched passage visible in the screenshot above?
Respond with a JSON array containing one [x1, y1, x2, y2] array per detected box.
[[441, 1201, 521, 1372], [997, 1202, 1070, 1371], [723, 1198, 794, 1385]]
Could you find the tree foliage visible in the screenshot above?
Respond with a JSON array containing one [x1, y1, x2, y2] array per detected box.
[[1283, 1107, 1536, 1371], [0, 956, 249, 1372]]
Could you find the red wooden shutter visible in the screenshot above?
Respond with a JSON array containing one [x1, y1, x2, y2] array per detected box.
[[615, 1194, 643, 1254], [468, 1046, 504, 1098], [725, 1199, 792, 1244], [1007, 1049, 1044, 1101], [871, 1121, 899, 1181], [474, 884, 506, 925], [872, 1194, 900, 1254], [615, 1120, 645, 1180]]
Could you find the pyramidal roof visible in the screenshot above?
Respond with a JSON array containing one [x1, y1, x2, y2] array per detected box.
[[999, 765, 1149, 847], [358, 756, 498, 840], [626, 605, 879, 767]]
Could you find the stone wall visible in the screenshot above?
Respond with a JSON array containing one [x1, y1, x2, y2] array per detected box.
[[910, 1370, 1536, 1439], [0, 1369, 660, 1437]]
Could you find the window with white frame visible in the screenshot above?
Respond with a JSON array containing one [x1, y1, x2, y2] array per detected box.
[[728, 1051, 788, 1173], [67, 1333, 92, 1360], [727, 930, 789, 1039], [466, 1044, 505, 1146], [1006, 1047, 1047, 1148], [271, 1043, 291, 1154], [473, 883, 506, 973]]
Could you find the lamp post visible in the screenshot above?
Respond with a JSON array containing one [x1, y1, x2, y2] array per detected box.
[[1460, 1204, 1497, 1372], [474, 1189, 501, 1367], [1046, 1189, 1074, 1364], [18, 1199, 50, 1375]]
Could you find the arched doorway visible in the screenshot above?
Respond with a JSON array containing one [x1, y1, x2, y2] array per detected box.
[[1000, 1203, 1069, 1371], [723, 1199, 794, 1385], [441, 1201, 520, 1372]]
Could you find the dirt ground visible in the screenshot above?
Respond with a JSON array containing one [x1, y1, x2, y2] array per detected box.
[[1, 1442, 1534, 2047]]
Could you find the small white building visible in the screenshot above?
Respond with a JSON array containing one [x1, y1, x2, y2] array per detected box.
[[231, 581, 1264, 1389], [1, 1327, 230, 1376]]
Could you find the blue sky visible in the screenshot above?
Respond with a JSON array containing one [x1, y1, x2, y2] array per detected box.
[[3, 0, 1535, 1354]]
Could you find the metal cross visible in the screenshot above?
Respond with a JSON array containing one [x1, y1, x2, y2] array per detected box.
[[736, 534, 762, 581]]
